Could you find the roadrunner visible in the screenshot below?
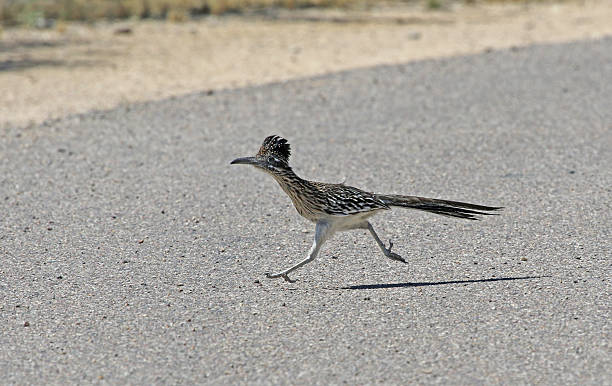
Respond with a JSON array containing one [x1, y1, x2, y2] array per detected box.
[[231, 135, 502, 282]]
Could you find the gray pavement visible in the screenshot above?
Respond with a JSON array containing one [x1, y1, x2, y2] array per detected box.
[[1, 37, 611, 384]]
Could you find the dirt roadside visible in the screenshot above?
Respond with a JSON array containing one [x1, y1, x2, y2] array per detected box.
[[1, 1, 611, 128]]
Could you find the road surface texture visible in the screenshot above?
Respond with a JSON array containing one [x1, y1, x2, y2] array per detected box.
[[1, 37, 610, 383]]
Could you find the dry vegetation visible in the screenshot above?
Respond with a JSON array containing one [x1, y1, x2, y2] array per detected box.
[[0, 0, 550, 25], [2, 0, 377, 25]]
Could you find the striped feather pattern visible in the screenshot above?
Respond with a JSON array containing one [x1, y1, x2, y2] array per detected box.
[[246, 135, 502, 222], [270, 169, 389, 222]]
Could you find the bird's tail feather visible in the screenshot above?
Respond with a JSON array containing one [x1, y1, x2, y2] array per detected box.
[[376, 194, 502, 220]]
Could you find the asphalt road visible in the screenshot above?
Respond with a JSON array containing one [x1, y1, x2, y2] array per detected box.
[[1, 37, 611, 384]]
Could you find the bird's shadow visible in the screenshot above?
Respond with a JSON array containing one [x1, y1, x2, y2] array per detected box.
[[341, 275, 547, 290]]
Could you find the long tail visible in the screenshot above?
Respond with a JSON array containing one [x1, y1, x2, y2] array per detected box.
[[376, 194, 503, 220]]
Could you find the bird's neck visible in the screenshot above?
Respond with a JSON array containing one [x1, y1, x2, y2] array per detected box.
[[269, 166, 304, 186], [267, 167, 319, 221], [268, 166, 312, 197]]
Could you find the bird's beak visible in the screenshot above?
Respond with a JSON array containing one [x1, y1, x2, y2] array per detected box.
[[230, 156, 258, 166]]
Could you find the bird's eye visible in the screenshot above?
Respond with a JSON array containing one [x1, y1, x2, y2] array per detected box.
[[267, 156, 276, 164]]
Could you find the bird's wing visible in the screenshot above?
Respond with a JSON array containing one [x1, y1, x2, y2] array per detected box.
[[315, 183, 390, 216]]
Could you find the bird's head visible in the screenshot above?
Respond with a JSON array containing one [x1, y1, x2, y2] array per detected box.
[[230, 135, 292, 173]]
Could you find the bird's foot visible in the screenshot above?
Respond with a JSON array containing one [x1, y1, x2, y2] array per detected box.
[[265, 272, 297, 283], [384, 239, 406, 263]]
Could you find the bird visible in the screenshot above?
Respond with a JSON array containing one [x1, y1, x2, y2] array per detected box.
[[231, 135, 502, 283]]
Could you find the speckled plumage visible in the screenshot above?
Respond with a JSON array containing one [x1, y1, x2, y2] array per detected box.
[[270, 169, 389, 222], [231, 135, 502, 282]]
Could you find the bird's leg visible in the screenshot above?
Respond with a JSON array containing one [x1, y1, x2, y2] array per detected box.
[[365, 222, 406, 263], [266, 221, 330, 283]]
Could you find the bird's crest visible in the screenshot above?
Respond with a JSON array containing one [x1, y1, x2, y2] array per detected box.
[[257, 135, 291, 165]]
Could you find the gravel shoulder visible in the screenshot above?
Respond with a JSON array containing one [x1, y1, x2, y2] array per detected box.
[[2, 0, 612, 128]]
